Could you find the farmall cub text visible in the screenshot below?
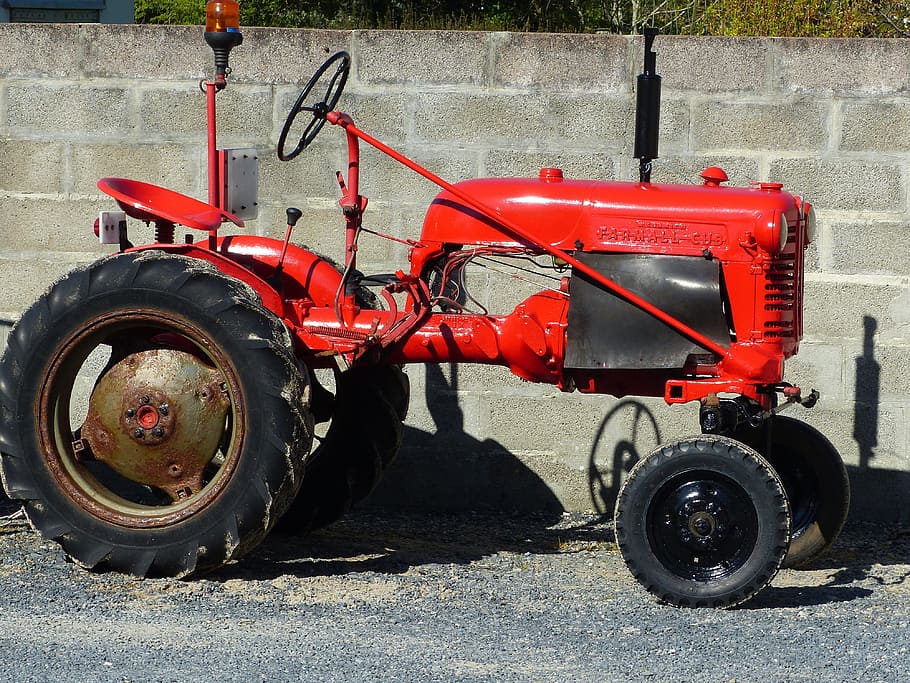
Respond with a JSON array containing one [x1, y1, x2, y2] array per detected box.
[[0, 6, 848, 608]]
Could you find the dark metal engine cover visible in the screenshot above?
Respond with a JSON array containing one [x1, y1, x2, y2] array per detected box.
[[565, 253, 730, 370]]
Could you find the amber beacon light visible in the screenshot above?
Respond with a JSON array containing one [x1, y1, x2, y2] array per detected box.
[[204, 1, 243, 80]]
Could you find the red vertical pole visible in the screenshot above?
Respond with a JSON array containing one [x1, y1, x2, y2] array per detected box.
[[206, 80, 220, 249]]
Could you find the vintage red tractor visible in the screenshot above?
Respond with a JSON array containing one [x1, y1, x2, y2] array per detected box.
[[0, 8, 848, 608]]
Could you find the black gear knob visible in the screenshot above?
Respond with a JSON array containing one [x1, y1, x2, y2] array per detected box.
[[286, 207, 302, 226]]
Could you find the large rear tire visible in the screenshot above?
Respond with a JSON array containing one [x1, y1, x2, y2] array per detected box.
[[615, 435, 791, 608], [279, 364, 409, 533], [0, 252, 312, 577]]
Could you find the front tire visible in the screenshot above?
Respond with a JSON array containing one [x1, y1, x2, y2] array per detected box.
[[0, 252, 312, 577], [615, 435, 791, 608]]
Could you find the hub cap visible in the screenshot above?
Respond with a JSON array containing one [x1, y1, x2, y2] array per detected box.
[[647, 471, 758, 582], [83, 349, 230, 501]]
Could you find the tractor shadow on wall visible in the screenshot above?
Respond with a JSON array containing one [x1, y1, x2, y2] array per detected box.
[[585, 398, 662, 517], [748, 313, 910, 608], [369, 362, 566, 519]]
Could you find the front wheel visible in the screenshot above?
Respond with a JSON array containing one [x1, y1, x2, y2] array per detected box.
[[0, 252, 312, 577], [614, 435, 791, 608]]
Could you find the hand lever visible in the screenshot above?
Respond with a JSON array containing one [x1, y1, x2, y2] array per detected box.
[[272, 207, 303, 287]]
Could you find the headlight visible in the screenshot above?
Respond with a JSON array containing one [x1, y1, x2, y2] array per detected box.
[[804, 204, 817, 243], [778, 213, 790, 252]]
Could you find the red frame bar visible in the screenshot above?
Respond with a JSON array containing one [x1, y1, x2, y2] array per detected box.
[[326, 111, 729, 360]]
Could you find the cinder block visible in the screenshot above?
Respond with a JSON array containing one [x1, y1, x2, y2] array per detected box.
[[448, 362, 546, 396], [70, 143, 198, 196], [230, 28, 352, 86], [775, 38, 910, 95], [357, 144, 479, 206], [258, 136, 345, 201], [80, 24, 208, 80], [413, 92, 634, 150], [784, 342, 846, 404], [0, 256, 93, 312], [482, 148, 615, 179], [486, 391, 626, 463], [649, 155, 761, 188], [656, 36, 770, 94], [0, 23, 83, 78], [354, 30, 489, 87], [841, 100, 910, 152], [6, 83, 130, 139], [136, 84, 270, 149], [792, 405, 904, 471], [769, 157, 904, 212], [370, 438, 569, 515], [0, 139, 67, 193], [0, 197, 109, 253], [870, 343, 910, 400], [828, 219, 910, 277], [692, 98, 829, 152], [137, 85, 209, 139], [490, 32, 628, 92], [335, 92, 409, 143], [652, 97, 690, 155], [803, 279, 909, 342]]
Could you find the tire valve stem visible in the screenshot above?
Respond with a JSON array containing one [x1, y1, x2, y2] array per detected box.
[[72, 439, 91, 462]]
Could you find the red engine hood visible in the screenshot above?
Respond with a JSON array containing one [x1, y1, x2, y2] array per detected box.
[[420, 174, 801, 258]]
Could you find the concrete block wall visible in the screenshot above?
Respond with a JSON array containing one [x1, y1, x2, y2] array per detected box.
[[0, 24, 907, 521]]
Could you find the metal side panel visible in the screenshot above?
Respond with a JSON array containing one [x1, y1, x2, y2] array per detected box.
[[565, 252, 731, 370], [221, 148, 259, 220]]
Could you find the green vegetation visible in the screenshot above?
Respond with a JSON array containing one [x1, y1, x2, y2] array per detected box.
[[134, 0, 910, 37]]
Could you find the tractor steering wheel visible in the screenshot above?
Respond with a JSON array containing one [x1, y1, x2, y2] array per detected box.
[[277, 50, 351, 162]]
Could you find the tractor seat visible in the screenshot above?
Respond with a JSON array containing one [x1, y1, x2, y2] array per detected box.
[[98, 178, 244, 231]]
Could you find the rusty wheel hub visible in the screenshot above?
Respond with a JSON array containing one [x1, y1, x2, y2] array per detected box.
[[82, 348, 230, 501]]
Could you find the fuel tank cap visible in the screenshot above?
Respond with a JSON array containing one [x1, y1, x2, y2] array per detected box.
[[539, 167, 564, 182], [700, 166, 729, 186]]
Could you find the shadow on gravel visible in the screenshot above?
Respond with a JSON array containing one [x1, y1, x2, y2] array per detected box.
[[213, 511, 615, 582], [744, 521, 910, 609]]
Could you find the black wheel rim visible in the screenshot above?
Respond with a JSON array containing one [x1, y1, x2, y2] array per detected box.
[[767, 452, 817, 540], [646, 470, 759, 582]]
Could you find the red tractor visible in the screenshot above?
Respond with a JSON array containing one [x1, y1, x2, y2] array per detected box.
[[0, 9, 848, 608]]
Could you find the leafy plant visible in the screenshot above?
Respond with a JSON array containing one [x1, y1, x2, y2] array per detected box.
[[132, 0, 907, 36]]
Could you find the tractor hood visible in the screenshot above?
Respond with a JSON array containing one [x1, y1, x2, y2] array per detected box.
[[420, 168, 802, 259]]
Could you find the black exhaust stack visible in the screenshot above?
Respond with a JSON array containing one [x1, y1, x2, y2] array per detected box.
[[634, 28, 661, 183]]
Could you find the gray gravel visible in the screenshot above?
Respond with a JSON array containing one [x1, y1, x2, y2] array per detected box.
[[0, 500, 908, 683]]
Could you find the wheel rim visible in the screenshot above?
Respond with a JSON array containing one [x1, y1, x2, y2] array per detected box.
[[767, 453, 816, 541], [39, 310, 245, 528], [646, 470, 759, 582]]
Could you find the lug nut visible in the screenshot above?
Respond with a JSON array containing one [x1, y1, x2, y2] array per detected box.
[[140, 395, 151, 405], [134, 428, 145, 439], [158, 404, 169, 416], [125, 408, 136, 418], [152, 427, 166, 438]]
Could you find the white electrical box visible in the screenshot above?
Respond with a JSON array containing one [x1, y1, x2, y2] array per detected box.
[[221, 148, 259, 221], [98, 211, 127, 245]]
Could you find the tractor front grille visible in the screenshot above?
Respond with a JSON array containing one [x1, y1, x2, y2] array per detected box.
[[761, 223, 803, 353]]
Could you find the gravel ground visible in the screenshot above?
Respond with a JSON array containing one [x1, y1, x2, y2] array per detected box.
[[0, 497, 908, 683]]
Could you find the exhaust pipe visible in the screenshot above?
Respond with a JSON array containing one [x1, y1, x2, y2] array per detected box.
[[634, 28, 661, 183]]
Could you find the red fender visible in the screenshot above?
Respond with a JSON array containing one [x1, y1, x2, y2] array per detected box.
[[126, 236, 344, 319]]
